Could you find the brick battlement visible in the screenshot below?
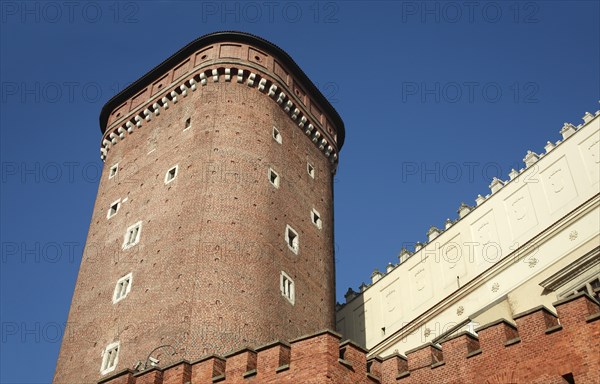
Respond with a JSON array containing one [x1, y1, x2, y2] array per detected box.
[[99, 293, 599, 384]]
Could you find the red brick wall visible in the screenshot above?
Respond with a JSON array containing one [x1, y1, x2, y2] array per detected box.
[[96, 293, 600, 384], [54, 37, 340, 383]]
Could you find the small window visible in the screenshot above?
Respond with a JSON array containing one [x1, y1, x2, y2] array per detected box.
[[100, 341, 119, 375], [311, 209, 322, 229], [123, 221, 142, 249], [272, 126, 282, 144], [269, 168, 280, 188], [184, 117, 191, 130], [280, 271, 295, 304], [307, 162, 315, 179], [107, 199, 121, 219], [285, 225, 299, 254], [109, 164, 118, 179], [112, 273, 132, 303], [165, 165, 178, 184]]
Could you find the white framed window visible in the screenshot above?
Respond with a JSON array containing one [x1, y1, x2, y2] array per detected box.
[[100, 341, 120, 375], [123, 221, 142, 249], [307, 162, 315, 179], [184, 117, 191, 130], [285, 225, 299, 254], [272, 126, 282, 144], [269, 168, 280, 188], [280, 271, 295, 305], [311, 208, 322, 229], [106, 199, 121, 219], [164, 165, 178, 184], [112, 273, 132, 303], [109, 163, 119, 179]]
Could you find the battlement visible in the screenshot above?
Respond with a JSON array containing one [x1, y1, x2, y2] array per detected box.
[[347, 107, 600, 295], [99, 293, 599, 384], [98, 32, 343, 164]]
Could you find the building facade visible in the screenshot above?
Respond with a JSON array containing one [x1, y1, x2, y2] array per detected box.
[[336, 110, 600, 359], [53, 32, 344, 383], [55, 31, 600, 383]]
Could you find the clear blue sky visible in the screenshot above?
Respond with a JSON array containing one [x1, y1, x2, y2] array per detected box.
[[1, 1, 598, 382]]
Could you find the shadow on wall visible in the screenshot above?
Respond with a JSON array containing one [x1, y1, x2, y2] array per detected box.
[[337, 287, 367, 347]]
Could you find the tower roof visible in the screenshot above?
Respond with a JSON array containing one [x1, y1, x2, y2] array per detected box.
[[99, 31, 345, 149]]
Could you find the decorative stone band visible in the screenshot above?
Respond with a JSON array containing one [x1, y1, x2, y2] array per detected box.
[[100, 65, 339, 165]]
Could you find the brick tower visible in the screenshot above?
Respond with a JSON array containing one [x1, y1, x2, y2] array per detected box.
[[54, 31, 344, 383]]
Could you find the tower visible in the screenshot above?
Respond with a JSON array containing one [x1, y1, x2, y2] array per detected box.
[[54, 32, 344, 383]]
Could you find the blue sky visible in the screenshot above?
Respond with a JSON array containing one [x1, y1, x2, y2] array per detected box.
[[1, 1, 598, 382]]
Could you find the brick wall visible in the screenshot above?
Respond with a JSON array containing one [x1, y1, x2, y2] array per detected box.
[[97, 293, 599, 384]]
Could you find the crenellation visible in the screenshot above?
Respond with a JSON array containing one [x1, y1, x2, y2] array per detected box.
[[93, 293, 598, 383], [475, 194, 485, 205], [426, 226, 441, 241], [513, 306, 559, 342], [489, 177, 504, 194], [457, 202, 472, 218], [475, 319, 519, 350], [405, 343, 443, 372], [99, 60, 342, 163], [371, 269, 383, 284], [582, 111, 594, 123], [523, 150, 539, 167], [444, 218, 453, 229], [439, 331, 480, 361]]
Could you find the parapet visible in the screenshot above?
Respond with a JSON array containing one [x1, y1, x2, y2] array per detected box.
[[98, 31, 344, 164], [342, 105, 600, 303], [98, 293, 599, 383]]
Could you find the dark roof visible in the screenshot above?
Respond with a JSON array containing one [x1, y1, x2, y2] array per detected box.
[[99, 31, 345, 149]]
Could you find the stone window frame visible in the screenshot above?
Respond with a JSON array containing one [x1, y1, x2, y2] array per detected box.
[[307, 162, 315, 179], [285, 225, 299, 254], [100, 341, 120, 375], [123, 221, 142, 250], [272, 126, 282, 144], [109, 163, 119, 179], [107, 199, 121, 219], [280, 271, 295, 305], [311, 208, 322, 229], [112, 272, 133, 304], [164, 165, 179, 184], [269, 167, 280, 188]]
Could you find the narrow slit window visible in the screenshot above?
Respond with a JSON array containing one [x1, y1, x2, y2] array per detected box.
[[100, 341, 120, 375], [165, 165, 178, 184], [184, 117, 191, 130], [307, 162, 315, 179], [109, 164, 118, 179], [107, 199, 121, 219], [112, 273, 132, 303], [280, 271, 295, 304], [285, 225, 299, 254], [123, 221, 142, 249], [269, 168, 280, 188], [272, 126, 282, 144], [311, 209, 322, 229]]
